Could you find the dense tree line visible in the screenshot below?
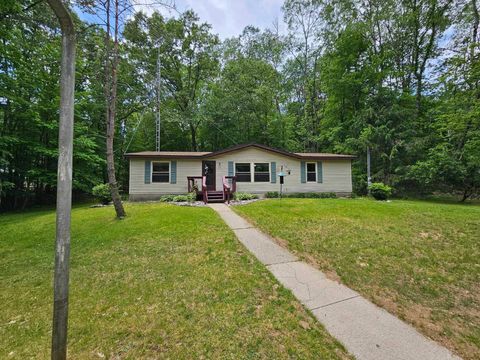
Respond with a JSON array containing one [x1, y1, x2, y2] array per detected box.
[[1, 0, 479, 210]]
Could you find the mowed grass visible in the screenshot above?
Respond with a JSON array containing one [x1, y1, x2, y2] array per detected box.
[[0, 203, 351, 359], [235, 198, 480, 359]]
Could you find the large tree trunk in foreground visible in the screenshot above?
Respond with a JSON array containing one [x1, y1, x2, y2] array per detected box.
[[46, 0, 76, 359], [105, 0, 126, 218]]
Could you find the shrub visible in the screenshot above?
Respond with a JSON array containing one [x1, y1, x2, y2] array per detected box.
[[92, 184, 111, 205], [265, 191, 279, 198], [234, 192, 258, 201], [369, 182, 393, 200], [186, 191, 197, 202], [159, 195, 175, 202], [172, 195, 188, 202], [282, 192, 337, 199]]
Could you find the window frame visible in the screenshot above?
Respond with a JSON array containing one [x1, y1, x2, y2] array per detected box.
[[151, 161, 170, 183], [253, 162, 270, 183], [306, 162, 317, 183], [234, 162, 271, 183], [234, 162, 252, 183]]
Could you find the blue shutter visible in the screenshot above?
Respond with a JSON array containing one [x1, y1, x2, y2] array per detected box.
[[270, 162, 276, 183], [317, 161, 323, 183], [170, 161, 177, 184], [144, 161, 151, 184], [300, 161, 306, 183], [228, 161, 234, 176]]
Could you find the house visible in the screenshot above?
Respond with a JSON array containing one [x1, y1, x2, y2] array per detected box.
[[125, 143, 355, 202]]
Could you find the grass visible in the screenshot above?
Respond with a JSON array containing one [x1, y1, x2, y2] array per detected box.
[[234, 198, 480, 360], [0, 202, 351, 359]]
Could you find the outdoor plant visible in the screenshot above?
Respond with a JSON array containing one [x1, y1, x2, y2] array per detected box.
[[159, 195, 175, 202], [187, 191, 197, 202], [234, 192, 258, 201], [172, 195, 189, 202], [265, 191, 279, 198], [369, 182, 393, 200], [92, 184, 112, 205]]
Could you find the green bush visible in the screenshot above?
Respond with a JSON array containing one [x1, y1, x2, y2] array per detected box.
[[234, 192, 258, 201], [283, 192, 337, 199], [159, 195, 175, 202], [92, 184, 111, 205], [369, 182, 393, 200], [187, 191, 197, 202], [265, 191, 337, 199], [172, 195, 189, 202]]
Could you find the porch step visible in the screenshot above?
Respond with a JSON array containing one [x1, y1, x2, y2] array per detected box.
[[207, 191, 225, 203]]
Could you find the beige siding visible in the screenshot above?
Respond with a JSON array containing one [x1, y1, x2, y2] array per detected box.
[[129, 158, 202, 195], [211, 148, 352, 193], [129, 147, 352, 196]]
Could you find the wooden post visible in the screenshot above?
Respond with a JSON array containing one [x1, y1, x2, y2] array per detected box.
[[46, 1, 76, 359]]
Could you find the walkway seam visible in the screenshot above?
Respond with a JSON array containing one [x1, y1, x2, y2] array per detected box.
[[309, 295, 360, 310]]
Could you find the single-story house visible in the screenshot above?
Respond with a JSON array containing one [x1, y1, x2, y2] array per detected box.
[[125, 143, 355, 202]]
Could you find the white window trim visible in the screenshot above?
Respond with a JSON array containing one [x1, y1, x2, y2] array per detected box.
[[253, 162, 270, 183], [151, 160, 171, 183], [234, 162, 271, 183], [306, 162, 317, 183]]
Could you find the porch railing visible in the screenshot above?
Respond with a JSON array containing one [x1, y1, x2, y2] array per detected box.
[[187, 176, 207, 203], [222, 176, 237, 204]]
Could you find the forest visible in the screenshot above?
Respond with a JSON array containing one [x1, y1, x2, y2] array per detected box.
[[1, 0, 479, 210]]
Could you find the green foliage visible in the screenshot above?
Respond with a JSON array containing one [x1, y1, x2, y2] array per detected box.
[[266, 192, 337, 199], [92, 184, 112, 205], [369, 183, 393, 201], [159, 195, 175, 202], [234, 192, 258, 201], [172, 195, 189, 202], [168, 192, 197, 203], [2, 0, 479, 210]]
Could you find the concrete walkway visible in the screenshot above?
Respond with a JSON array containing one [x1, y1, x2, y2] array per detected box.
[[209, 203, 460, 360]]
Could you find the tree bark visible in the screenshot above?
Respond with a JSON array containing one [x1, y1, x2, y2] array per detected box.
[[45, 0, 75, 359], [105, 0, 126, 218]]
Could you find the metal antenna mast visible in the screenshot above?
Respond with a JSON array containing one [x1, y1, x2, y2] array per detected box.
[[155, 46, 161, 152]]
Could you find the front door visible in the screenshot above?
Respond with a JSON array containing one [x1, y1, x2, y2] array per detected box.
[[202, 161, 216, 191]]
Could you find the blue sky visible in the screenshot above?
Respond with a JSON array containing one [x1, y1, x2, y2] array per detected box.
[[135, 0, 285, 39]]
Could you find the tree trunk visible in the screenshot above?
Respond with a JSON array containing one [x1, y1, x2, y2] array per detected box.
[[105, 0, 126, 218], [45, 1, 76, 359]]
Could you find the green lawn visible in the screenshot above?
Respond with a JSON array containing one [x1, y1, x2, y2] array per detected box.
[[235, 198, 480, 360], [0, 203, 351, 359]]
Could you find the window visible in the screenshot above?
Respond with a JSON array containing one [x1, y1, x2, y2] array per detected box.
[[152, 162, 169, 183], [235, 163, 251, 182], [306, 162, 316, 182], [254, 163, 270, 182]]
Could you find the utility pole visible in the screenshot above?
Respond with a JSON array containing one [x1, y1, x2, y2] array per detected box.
[[156, 47, 161, 152], [46, 0, 76, 359]]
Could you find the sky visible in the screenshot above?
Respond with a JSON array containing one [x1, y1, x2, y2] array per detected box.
[[136, 0, 286, 39]]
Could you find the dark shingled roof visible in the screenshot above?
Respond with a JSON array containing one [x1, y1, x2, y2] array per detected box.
[[125, 143, 355, 160]]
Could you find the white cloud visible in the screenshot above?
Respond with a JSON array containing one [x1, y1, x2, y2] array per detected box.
[[133, 0, 285, 39]]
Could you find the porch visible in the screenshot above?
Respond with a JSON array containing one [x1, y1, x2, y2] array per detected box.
[[187, 175, 237, 204]]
